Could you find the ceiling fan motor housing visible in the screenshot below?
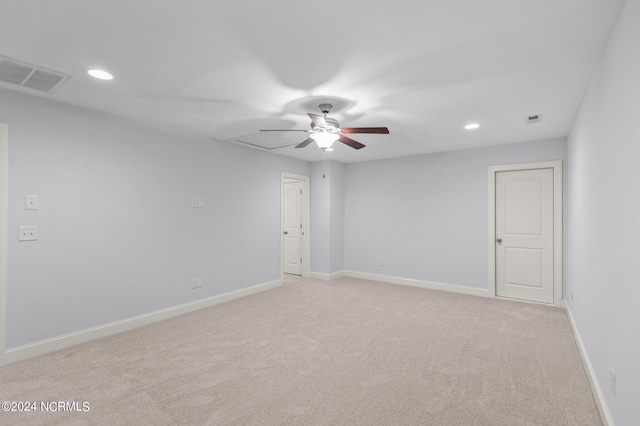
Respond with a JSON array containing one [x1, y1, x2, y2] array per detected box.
[[311, 103, 340, 130], [312, 117, 340, 131]]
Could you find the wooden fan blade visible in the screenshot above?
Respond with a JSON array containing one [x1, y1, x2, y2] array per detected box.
[[295, 137, 314, 148], [260, 129, 309, 132], [339, 135, 366, 150], [308, 113, 327, 128], [340, 127, 389, 134]]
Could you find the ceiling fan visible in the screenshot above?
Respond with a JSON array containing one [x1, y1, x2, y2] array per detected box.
[[260, 103, 389, 150]]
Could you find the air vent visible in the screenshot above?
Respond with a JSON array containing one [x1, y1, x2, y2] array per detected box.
[[0, 55, 70, 93], [525, 114, 543, 124]]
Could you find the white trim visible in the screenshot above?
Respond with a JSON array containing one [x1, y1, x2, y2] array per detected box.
[[3, 279, 281, 365], [310, 270, 345, 281], [343, 270, 490, 298], [564, 300, 615, 426], [281, 172, 310, 280], [0, 124, 7, 366], [488, 160, 563, 307]]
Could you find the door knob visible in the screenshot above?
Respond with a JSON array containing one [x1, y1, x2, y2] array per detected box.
[[283, 231, 288, 235], [496, 238, 502, 243]]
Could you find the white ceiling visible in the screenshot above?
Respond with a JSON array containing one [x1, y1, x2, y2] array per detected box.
[[0, 0, 624, 163]]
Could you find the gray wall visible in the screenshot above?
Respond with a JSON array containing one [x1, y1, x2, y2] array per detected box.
[[310, 160, 344, 274], [2, 88, 309, 348], [329, 161, 345, 272], [566, 0, 640, 423], [344, 139, 566, 289], [310, 161, 330, 273]]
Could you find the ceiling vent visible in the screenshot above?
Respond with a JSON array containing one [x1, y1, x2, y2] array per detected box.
[[525, 114, 543, 124], [0, 55, 70, 93]]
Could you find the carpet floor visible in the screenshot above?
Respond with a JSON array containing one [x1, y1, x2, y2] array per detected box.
[[0, 276, 600, 425]]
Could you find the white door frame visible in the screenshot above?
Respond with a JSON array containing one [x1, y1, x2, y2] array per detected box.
[[281, 172, 310, 280], [488, 160, 563, 307], [0, 124, 8, 365]]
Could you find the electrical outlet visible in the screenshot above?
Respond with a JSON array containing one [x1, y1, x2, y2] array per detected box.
[[379, 258, 384, 267], [191, 277, 204, 289], [18, 226, 38, 241], [610, 369, 616, 397], [191, 197, 198, 208]]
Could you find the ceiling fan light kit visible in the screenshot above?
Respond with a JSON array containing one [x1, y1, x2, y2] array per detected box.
[[260, 103, 389, 151], [310, 131, 339, 149]]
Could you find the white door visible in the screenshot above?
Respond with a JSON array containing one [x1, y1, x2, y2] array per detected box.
[[283, 181, 303, 275], [495, 168, 554, 304]]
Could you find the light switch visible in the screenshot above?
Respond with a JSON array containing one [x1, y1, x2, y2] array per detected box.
[[18, 226, 38, 241], [25, 195, 38, 210]]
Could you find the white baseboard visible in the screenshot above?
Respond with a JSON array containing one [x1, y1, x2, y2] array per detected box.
[[3, 279, 282, 365], [309, 270, 345, 281], [564, 300, 614, 426], [343, 270, 490, 298]]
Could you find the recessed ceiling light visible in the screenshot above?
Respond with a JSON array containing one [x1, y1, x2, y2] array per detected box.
[[464, 123, 480, 130], [87, 69, 113, 80]]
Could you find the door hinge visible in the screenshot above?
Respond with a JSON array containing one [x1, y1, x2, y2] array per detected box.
[[300, 223, 302, 229], [300, 258, 303, 263], [300, 189, 302, 194]]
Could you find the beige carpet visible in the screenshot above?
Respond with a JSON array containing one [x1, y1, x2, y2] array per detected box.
[[0, 276, 600, 425]]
